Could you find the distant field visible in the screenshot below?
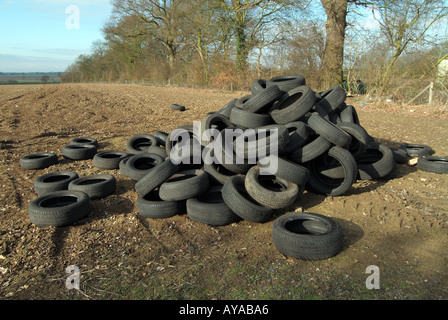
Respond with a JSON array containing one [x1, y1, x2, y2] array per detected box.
[[0, 72, 61, 85]]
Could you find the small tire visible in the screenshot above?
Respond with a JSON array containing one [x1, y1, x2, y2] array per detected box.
[[258, 154, 310, 186], [70, 137, 99, 147], [62, 144, 97, 160], [135, 158, 180, 196], [20, 152, 58, 170], [159, 169, 210, 201], [34, 171, 79, 195], [68, 175, 116, 200], [28, 190, 91, 227], [125, 153, 165, 181], [244, 165, 299, 209], [222, 175, 273, 223], [307, 113, 352, 149], [272, 212, 343, 260], [305, 146, 358, 196], [417, 156, 448, 174], [316, 85, 346, 112], [400, 143, 434, 157], [357, 143, 395, 180], [270, 86, 316, 124], [137, 189, 184, 219], [229, 107, 272, 129], [186, 186, 241, 226], [126, 134, 158, 154], [266, 75, 306, 93], [93, 151, 128, 170], [238, 85, 282, 113]]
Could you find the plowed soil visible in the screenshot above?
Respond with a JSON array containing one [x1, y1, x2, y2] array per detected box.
[[0, 83, 447, 301]]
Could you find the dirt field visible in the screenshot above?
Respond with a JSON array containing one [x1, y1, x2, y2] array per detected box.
[[0, 83, 447, 301]]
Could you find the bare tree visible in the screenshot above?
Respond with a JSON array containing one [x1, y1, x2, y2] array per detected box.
[[375, 0, 448, 89]]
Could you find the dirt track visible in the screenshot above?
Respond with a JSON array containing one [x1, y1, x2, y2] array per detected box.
[[0, 83, 447, 300]]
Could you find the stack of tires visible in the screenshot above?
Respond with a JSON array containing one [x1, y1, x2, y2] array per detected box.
[[23, 74, 435, 261]]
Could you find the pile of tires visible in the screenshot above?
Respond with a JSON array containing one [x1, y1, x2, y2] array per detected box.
[[20, 74, 446, 260]]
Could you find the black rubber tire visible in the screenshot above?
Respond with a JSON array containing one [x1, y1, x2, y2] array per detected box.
[[390, 147, 409, 164], [154, 131, 169, 146], [316, 85, 346, 112], [146, 145, 168, 158], [126, 134, 158, 155], [119, 155, 132, 177], [307, 113, 352, 149], [258, 154, 310, 186], [266, 75, 306, 93], [216, 98, 238, 118], [306, 146, 358, 196], [70, 137, 99, 147], [270, 86, 316, 124], [125, 153, 165, 181], [339, 104, 360, 124], [336, 122, 369, 159], [239, 85, 282, 113], [171, 104, 186, 111], [244, 165, 299, 209], [200, 113, 234, 146], [417, 156, 448, 174], [137, 188, 184, 219], [34, 171, 79, 195], [68, 174, 116, 200], [159, 169, 210, 201], [229, 107, 272, 129], [288, 135, 333, 164], [281, 121, 313, 155], [186, 186, 241, 226], [203, 148, 237, 185], [233, 124, 290, 160], [20, 152, 58, 170], [216, 130, 254, 174], [93, 151, 128, 170], [272, 212, 343, 260], [62, 144, 98, 160], [250, 79, 267, 95], [357, 143, 395, 180], [400, 143, 434, 157], [134, 158, 180, 196], [28, 190, 91, 227], [165, 124, 200, 156], [222, 175, 273, 223]]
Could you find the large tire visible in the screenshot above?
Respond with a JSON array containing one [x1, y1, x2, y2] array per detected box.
[[159, 169, 210, 201], [137, 189, 185, 219], [244, 165, 299, 209], [62, 144, 97, 160], [270, 86, 316, 124], [200, 113, 234, 146], [216, 98, 238, 118], [336, 122, 369, 159], [28, 190, 91, 227], [306, 146, 358, 196], [186, 186, 241, 226], [281, 121, 312, 155], [134, 158, 180, 196], [250, 79, 267, 95], [34, 171, 79, 195], [93, 151, 128, 170], [20, 152, 58, 170], [68, 175, 116, 200], [272, 212, 343, 260], [222, 175, 273, 223]]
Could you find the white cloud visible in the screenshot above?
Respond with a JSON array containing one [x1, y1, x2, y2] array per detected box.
[[365, 6, 381, 30]]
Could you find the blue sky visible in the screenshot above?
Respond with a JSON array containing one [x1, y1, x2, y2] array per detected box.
[[0, 0, 113, 72]]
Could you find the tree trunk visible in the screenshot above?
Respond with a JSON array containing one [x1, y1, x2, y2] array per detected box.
[[320, 0, 348, 89]]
